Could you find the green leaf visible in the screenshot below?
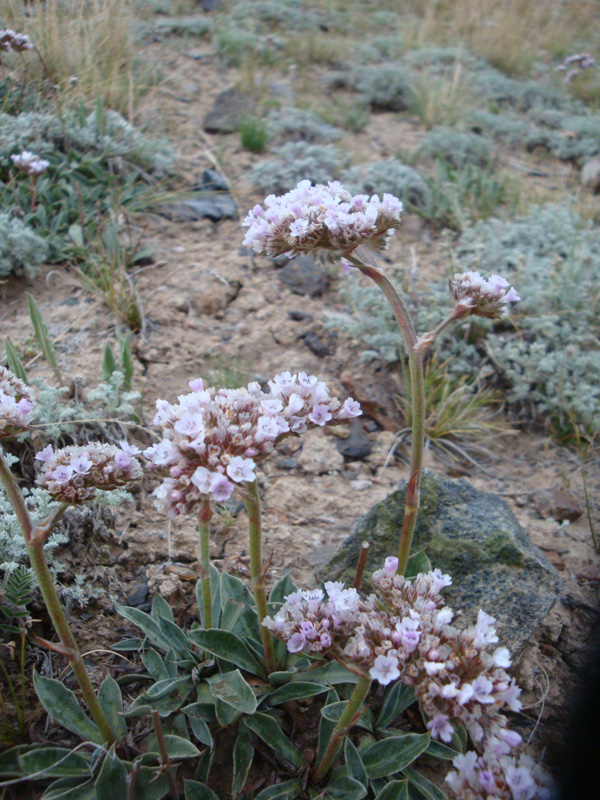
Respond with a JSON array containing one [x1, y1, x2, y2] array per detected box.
[[404, 551, 432, 579], [95, 748, 128, 800], [194, 747, 213, 784], [185, 780, 219, 800], [154, 613, 192, 657], [98, 676, 127, 742], [206, 670, 257, 715], [115, 605, 171, 651], [361, 734, 430, 780], [147, 735, 201, 759], [264, 681, 329, 707], [145, 676, 194, 701], [292, 661, 358, 685], [129, 676, 194, 717], [244, 713, 304, 768], [232, 722, 254, 796], [102, 343, 117, 382], [141, 649, 171, 682], [5, 338, 27, 382], [321, 701, 373, 731], [425, 740, 459, 761], [344, 738, 368, 789], [268, 573, 297, 611], [376, 683, 416, 730], [131, 765, 171, 800], [254, 778, 303, 800], [215, 697, 242, 727], [18, 748, 91, 778], [41, 776, 96, 800], [404, 767, 449, 800], [152, 593, 174, 622], [374, 780, 409, 800], [33, 671, 103, 744], [325, 775, 368, 799], [220, 598, 243, 632], [317, 689, 340, 764], [188, 715, 213, 747], [26, 293, 63, 385], [68, 223, 84, 248], [220, 572, 255, 609], [188, 629, 266, 678], [118, 332, 134, 390]]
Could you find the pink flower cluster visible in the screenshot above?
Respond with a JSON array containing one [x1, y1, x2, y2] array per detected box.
[[0, 366, 34, 438], [0, 29, 33, 53], [243, 180, 403, 260], [556, 52, 595, 83], [446, 745, 553, 800], [264, 558, 551, 800], [36, 442, 142, 504], [449, 271, 520, 320], [11, 150, 50, 177], [145, 373, 361, 515]]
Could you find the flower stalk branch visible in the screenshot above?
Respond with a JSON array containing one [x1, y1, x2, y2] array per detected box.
[[198, 500, 214, 629], [243, 480, 277, 675]]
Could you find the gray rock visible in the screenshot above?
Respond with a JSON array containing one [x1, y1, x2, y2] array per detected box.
[[159, 193, 237, 222], [200, 0, 221, 10], [203, 88, 255, 134], [278, 255, 329, 296], [316, 471, 562, 652], [335, 419, 372, 460], [200, 168, 229, 192], [581, 158, 600, 193], [304, 331, 331, 357]]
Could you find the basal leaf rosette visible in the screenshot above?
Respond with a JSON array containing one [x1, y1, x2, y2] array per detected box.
[[0, 365, 34, 438], [144, 373, 361, 516]]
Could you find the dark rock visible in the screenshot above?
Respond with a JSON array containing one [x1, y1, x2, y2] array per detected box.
[[288, 310, 313, 322], [304, 331, 331, 357], [278, 256, 329, 297], [275, 457, 300, 470], [60, 296, 79, 306], [159, 193, 237, 222], [200, 0, 221, 10], [203, 87, 255, 134], [316, 471, 562, 652], [127, 584, 150, 608], [335, 419, 372, 460], [536, 488, 583, 523], [201, 168, 229, 192], [270, 254, 292, 269]]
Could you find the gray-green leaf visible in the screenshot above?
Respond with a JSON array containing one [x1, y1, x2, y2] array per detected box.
[[33, 672, 103, 744], [361, 734, 430, 779]]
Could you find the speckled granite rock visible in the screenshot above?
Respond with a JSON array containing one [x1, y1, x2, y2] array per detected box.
[[316, 471, 562, 652]]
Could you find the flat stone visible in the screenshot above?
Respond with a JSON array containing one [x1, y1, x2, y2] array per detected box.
[[298, 433, 345, 475], [316, 470, 562, 652], [200, 168, 229, 192], [159, 193, 237, 222], [275, 457, 300, 470], [304, 331, 331, 357], [336, 419, 372, 460], [201, 0, 221, 10], [191, 279, 241, 316], [278, 256, 329, 297], [203, 87, 255, 133], [126, 584, 150, 609]]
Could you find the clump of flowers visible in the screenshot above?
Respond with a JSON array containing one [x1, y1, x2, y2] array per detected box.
[[242, 179, 403, 260], [144, 372, 361, 515], [556, 52, 595, 83], [0, 365, 34, 438], [10, 150, 50, 177], [264, 557, 551, 799], [0, 29, 33, 53], [36, 441, 142, 504], [449, 271, 521, 320]]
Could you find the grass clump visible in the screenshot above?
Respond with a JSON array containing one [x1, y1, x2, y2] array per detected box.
[[410, 61, 475, 129], [419, 127, 494, 169], [248, 142, 348, 193], [239, 115, 269, 153], [317, 97, 370, 133], [1, 0, 150, 115]]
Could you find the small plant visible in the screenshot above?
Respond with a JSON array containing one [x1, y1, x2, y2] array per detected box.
[[317, 96, 371, 133], [0, 566, 31, 745], [248, 141, 348, 193], [419, 127, 494, 169], [239, 115, 269, 153], [343, 158, 430, 210], [410, 60, 475, 129]]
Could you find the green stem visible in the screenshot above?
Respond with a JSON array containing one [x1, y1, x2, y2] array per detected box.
[[311, 675, 371, 784], [243, 481, 277, 675], [0, 450, 115, 744], [27, 541, 115, 744], [346, 249, 425, 575], [199, 501, 213, 629]]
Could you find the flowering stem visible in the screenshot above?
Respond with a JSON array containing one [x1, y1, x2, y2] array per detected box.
[[243, 481, 277, 675], [346, 248, 425, 575], [0, 449, 115, 743], [311, 675, 371, 784], [198, 501, 213, 629]]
